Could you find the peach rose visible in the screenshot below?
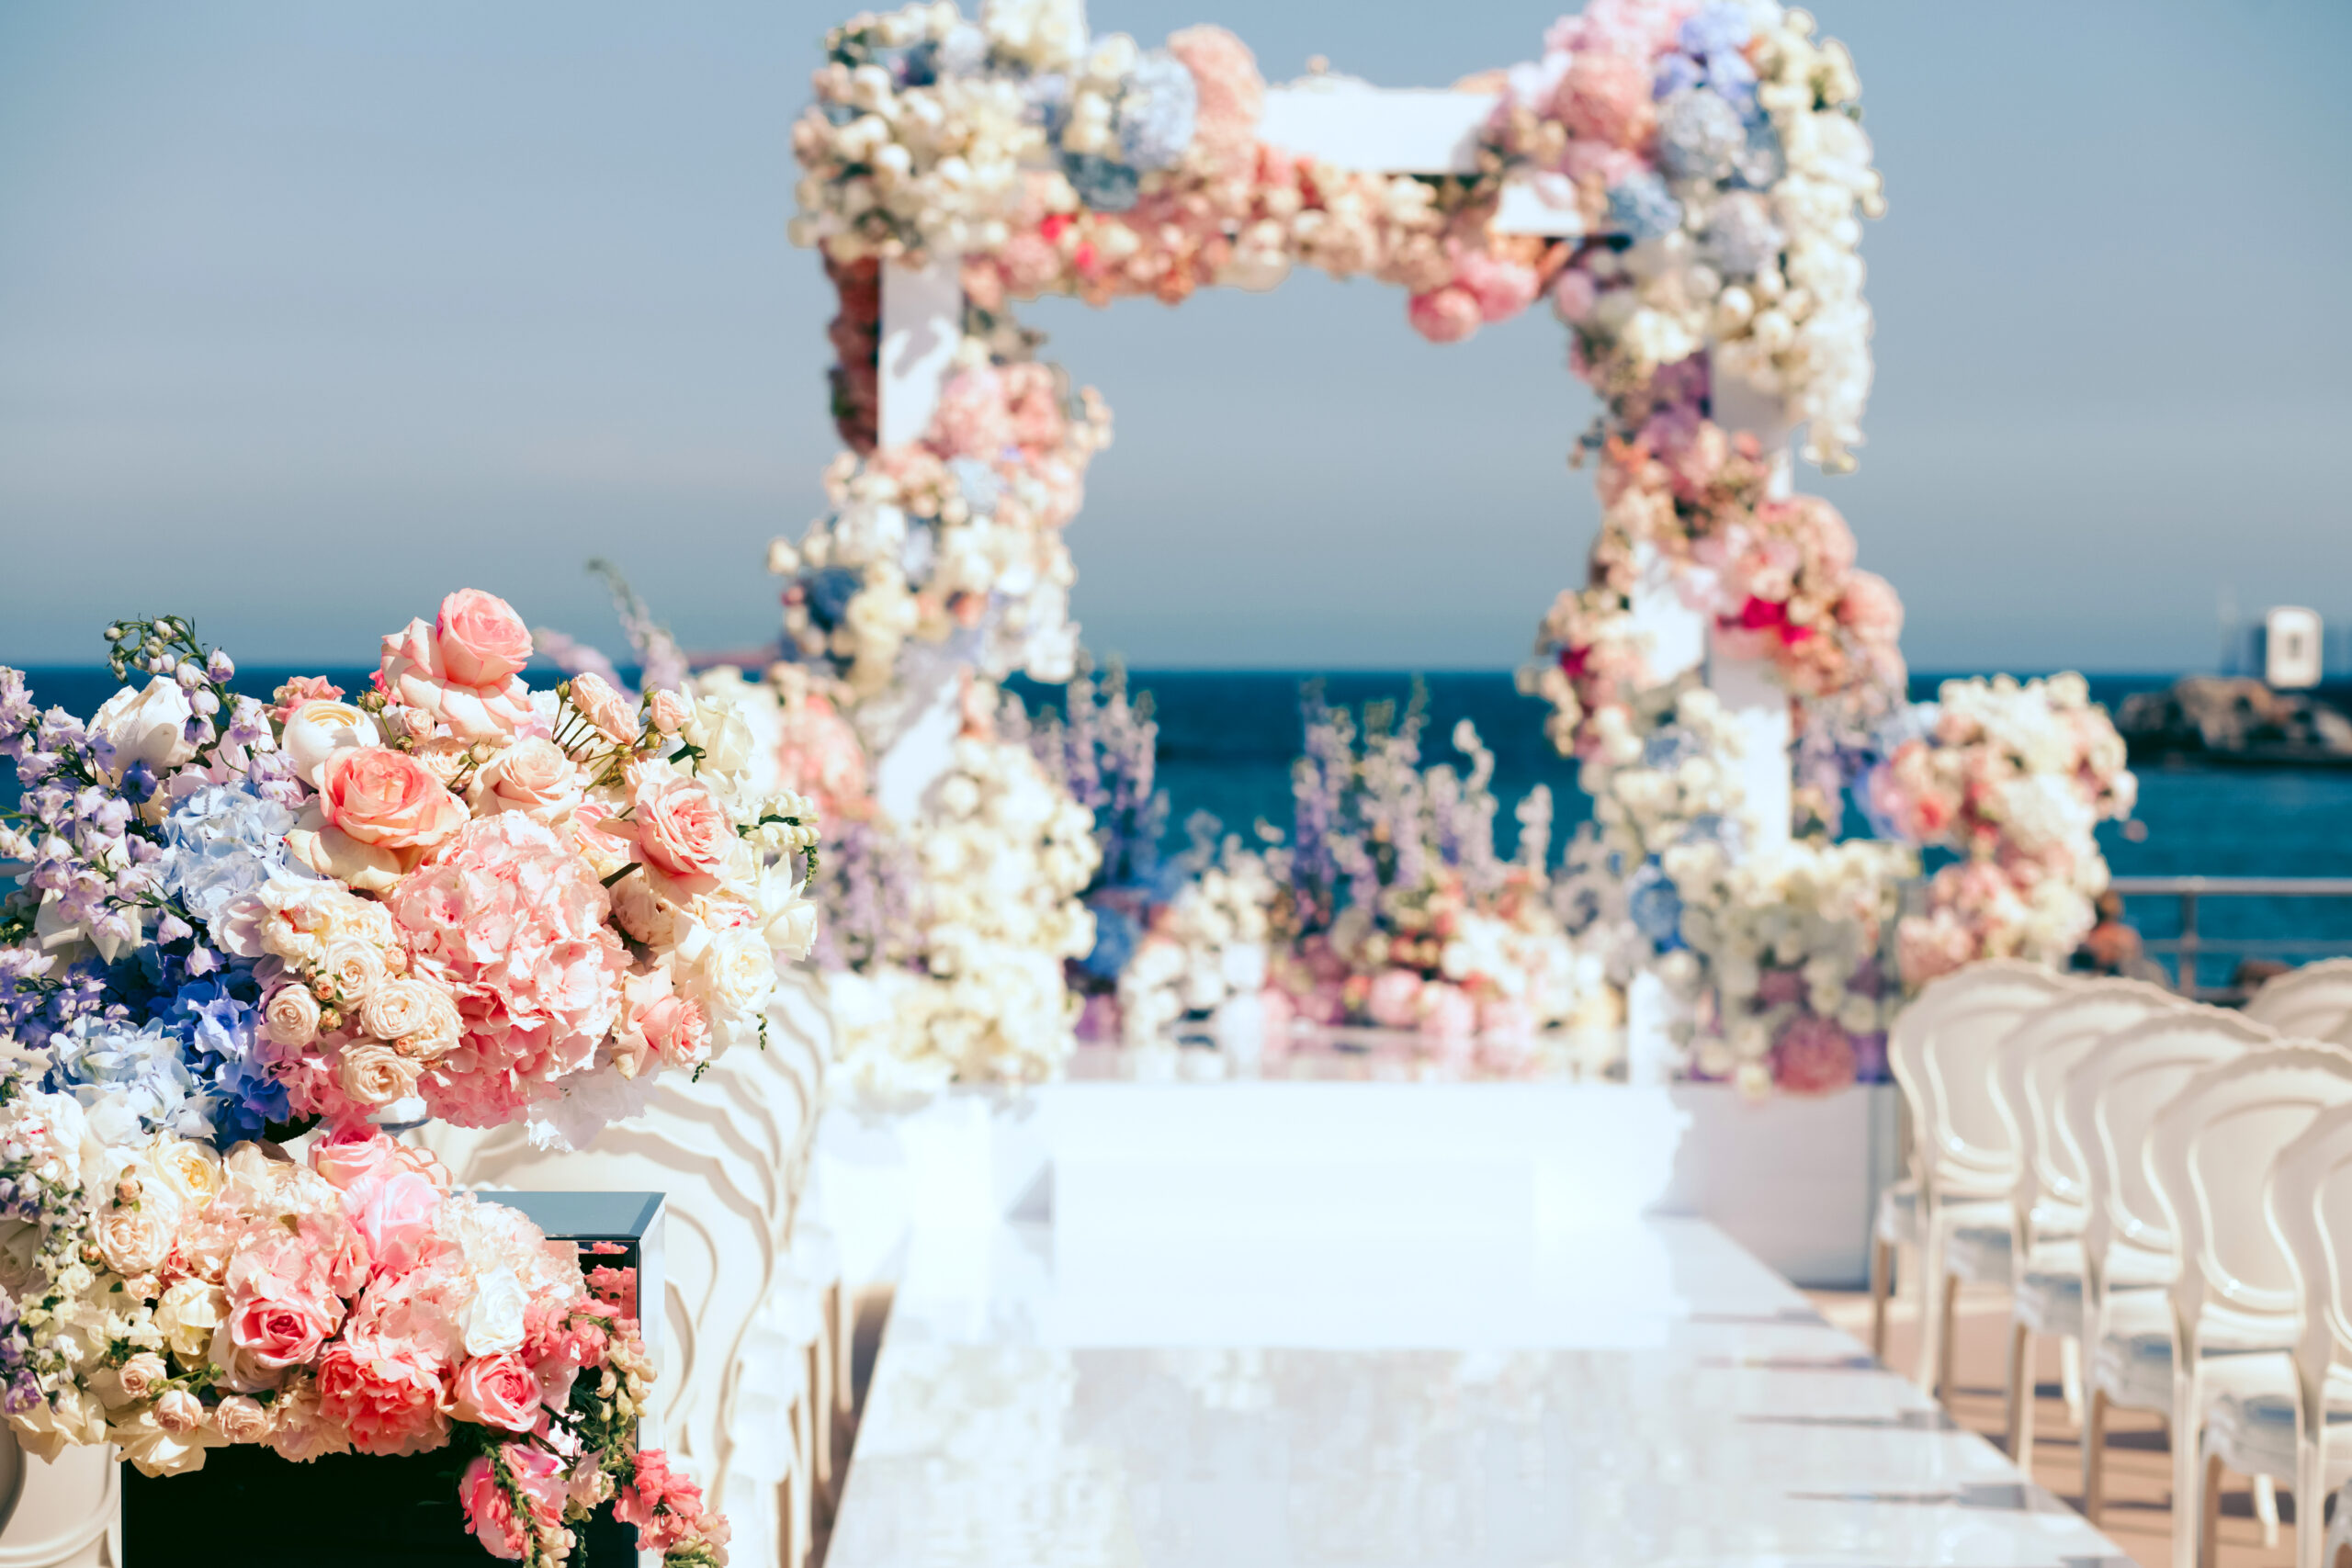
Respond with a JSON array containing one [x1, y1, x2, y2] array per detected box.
[[359, 976, 442, 1043], [450, 1353, 541, 1434], [320, 748, 468, 852], [152, 1389, 204, 1435], [263, 985, 321, 1048], [469, 738, 581, 824], [630, 776, 732, 892], [213, 1393, 272, 1445], [337, 1041, 421, 1108], [647, 689, 690, 735], [569, 672, 639, 745], [118, 1350, 168, 1403], [614, 968, 712, 1077], [378, 591, 537, 742]]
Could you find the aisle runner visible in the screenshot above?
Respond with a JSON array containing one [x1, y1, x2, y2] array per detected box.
[[828, 1216, 2127, 1566]]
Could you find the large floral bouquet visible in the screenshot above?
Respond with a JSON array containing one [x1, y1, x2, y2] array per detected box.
[[0, 1069, 726, 1565], [1874, 674, 2136, 986], [0, 592, 820, 1153]]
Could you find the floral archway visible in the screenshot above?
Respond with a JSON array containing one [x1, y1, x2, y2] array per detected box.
[[780, 0, 2134, 1096]]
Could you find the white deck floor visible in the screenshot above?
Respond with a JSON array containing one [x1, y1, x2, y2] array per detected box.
[[825, 1213, 2129, 1567]]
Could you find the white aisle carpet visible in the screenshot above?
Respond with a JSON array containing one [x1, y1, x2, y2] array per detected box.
[[825, 1213, 2129, 1567]]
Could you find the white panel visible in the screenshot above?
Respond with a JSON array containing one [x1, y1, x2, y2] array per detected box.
[[1708, 639, 1793, 849], [1258, 82, 1499, 174], [878, 258, 964, 450], [1625, 540, 1707, 686], [1623, 968, 1681, 1087], [1709, 343, 1799, 498], [1490, 174, 1588, 238], [869, 656, 964, 825], [2267, 605, 2324, 689]]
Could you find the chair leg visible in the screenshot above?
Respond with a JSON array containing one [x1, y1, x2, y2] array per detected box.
[[2174, 1368, 2203, 1568], [2085, 1389, 2110, 1523], [2300, 1411, 2325, 1568], [1917, 1224, 1948, 1394], [2007, 1322, 2035, 1467], [1936, 1271, 1960, 1404], [2202, 1452, 2225, 1568], [2256, 1469, 2280, 1552], [1870, 1235, 1894, 1364], [2061, 1336, 2086, 1430]]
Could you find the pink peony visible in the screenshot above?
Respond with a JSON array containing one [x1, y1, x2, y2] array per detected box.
[[628, 776, 732, 892], [379, 592, 537, 741], [345, 1164, 446, 1278], [1166, 26, 1263, 158], [615, 968, 711, 1077], [316, 1332, 451, 1455], [1770, 1014, 1860, 1096], [1555, 51, 1656, 149], [224, 1235, 345, 1372], [389, 814, 628, 1126], [1407, 287, 1482, 344], [775, 690, 868, 818], [930, 367, 1012, 458], [451, 1352, 543, 1434], [1418, 980, 1478, 1043], [1551, 269, 1599, 324]]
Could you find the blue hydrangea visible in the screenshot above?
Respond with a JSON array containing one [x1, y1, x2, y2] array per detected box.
[[949, 456, 1002, 515], [1702, 191, 1784, 276], [157, 782, 313, 942], [1023, 72, 1072, 136], [1732, 117, 1784, 187], [1643, 727, 1702, 770], [1628, 863, 1687, 949], [45, 1016, 213, 1143], [1080, 901, 1141, 982], [804, 565, 865, 630], [1115, 52, 1198, 171], [168, 976, 283, 1141], [1679, 3, 1752, 59], [1658, 88, 1747, 185], [1062, 152, 1140, 213], [1605, 172, 1683, 242]]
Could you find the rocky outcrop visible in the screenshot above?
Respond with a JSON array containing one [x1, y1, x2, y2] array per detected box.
[[2115, 676, 2352, 760]]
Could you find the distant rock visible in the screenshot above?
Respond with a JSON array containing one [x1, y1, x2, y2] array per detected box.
[[2115, 676, 2352, 761]]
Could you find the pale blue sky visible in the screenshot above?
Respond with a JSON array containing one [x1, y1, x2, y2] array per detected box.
[[2, 0, 2346, 671]]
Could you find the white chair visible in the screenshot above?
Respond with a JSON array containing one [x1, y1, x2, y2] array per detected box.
[[1882, 959, 2075, 1396], [2246, 959, 2352, 1043], [2149, 1044, 2352, 1568], [1990, 976, 2183, 1466], [2063, 1003, 2279, 1520], [2255, 1098, 2352, 1568], [0, 1438, 116, 1567]]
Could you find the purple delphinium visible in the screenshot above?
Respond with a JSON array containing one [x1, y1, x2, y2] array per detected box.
[[811, 818, 924, 975], [1023, 658, 1168, 894]]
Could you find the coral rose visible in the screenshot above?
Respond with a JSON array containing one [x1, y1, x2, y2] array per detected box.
[[319, 748, 468, 851], [316, 1334, 450, 1456]]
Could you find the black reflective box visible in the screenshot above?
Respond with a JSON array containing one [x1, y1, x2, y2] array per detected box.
[[121, 1190, 662, 1567]]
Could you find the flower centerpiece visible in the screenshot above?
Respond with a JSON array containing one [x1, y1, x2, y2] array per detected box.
[[0, 593, 820, 1153], [0, 1066, 728, 1564]]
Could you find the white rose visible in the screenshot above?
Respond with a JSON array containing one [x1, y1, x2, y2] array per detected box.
[[460, 1267, 529, 1357], [281, 700, 381, 787], [111, 1405, 226, 1478], [153, 1280, 227, 1364], [704, 926, 780, 1019], [90, 677, 198, 786]]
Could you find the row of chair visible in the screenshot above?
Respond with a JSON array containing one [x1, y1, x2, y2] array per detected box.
[[1874, 956, 2352, 1568]]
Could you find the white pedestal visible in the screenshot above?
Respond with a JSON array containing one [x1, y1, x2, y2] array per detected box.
[[1707, 643, 1793, 850], [877, 259, 962, 450]]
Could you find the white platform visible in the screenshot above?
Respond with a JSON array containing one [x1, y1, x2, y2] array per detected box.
[[827, 1213, 2125, 1567], [817, 1058, 1899, 1295]]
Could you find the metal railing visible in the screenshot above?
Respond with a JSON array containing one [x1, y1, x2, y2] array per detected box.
[[2109, 875, 2352, 1001]]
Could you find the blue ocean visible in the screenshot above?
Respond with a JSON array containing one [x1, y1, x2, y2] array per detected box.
[[17, 666, 2352, 990]]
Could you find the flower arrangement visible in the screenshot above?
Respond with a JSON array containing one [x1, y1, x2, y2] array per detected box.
[[0, 1072, 727, 1566], [1112, 816, 1279, 1047], [770, 322, 1110, 697], [1873, 674, 2136, 987], [821, 716, 1100, 1100], [0, 592, 820, 1153]]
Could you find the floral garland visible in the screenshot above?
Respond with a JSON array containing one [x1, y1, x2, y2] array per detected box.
[[1874, 674, 2136, 987], [0, 594, 820, 1153], [0, 1074, 726, 1566]]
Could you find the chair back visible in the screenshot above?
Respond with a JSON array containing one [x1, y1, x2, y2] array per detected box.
[[1890, 960, 2073, 1200], [2245, 958, 2352, 1043], [2150, 1044, 2352, 1341], [1995, 976, 2181, 1229], [2267, 1100, 2352, 1400], [2063, 1005, 2277, 1291]]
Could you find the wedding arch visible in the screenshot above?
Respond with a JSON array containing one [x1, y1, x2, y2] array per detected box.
[[783, 0, 2131, 1093]]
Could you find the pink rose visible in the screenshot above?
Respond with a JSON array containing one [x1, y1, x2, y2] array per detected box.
[[629, 776, 732, 892], [434, 589, 534, 688], [1770, 1014, 1860, 1096], [311, 1122, 399, 1191], [378, 591, 537, 742], [153, 1388, 205, 1435], [1552, 269, 1598, 324], [646, 689, 690, 735], [1365, 968, 1424, 1030], [347, 1166, 446, 1278], [213, 1393, 272, 1445], [1453, 248, 1539, 324], [320, 748, 468, 851], [1407, 287, 1482, 344], [615, 969, 711, 1077], [226, 1283, 341, 1371], [568, 672, 639, 745], [1418, 980, 1478, 1043], [451, 1352, 543, 1434]]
